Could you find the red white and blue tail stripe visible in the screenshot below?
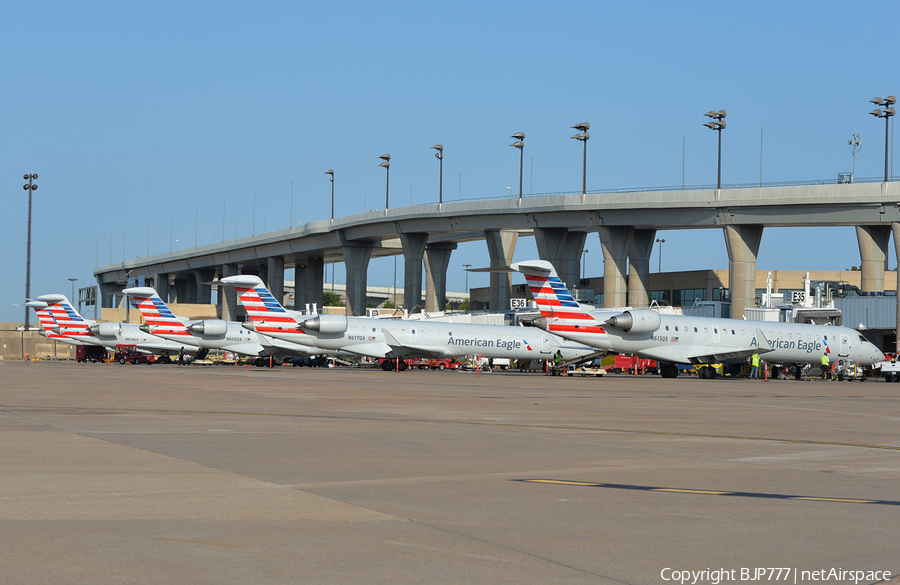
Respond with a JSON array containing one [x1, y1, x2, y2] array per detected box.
[[35, 294, 95, 340], [123, 287, 192, 337], [219, 275, 301, 334], [510, 260, 607, 337]]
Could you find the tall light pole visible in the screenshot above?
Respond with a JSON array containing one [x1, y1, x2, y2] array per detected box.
[[378, 154, 391, 208], [703, 110, 727, 189], [431, 144, 443, 204], [463, 263, 472, 295], [69, 278, 78, 305], [325, 169, 334, 219], [869, 96, 896, 182], [848, 133, 862, 182], [656, 238, 666, 272], [582, 249, 589, 276], [510, 132, 525, 198], [23, 174, 38, 330], [571, 123, 590, 194]]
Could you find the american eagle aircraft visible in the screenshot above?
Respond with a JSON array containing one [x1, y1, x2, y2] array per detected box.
[[511, 260, 885, 378], [217, 274, 598, 366], [123, 286, 337, 367], [26, 300, 88, 346], [30, 293, 201, 360]]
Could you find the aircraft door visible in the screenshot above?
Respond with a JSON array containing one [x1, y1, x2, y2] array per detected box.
[[713, 327, 720, 343], [411, 327, 417, 342], [839, 334, 850, 357], [541, 336, 551, 354]]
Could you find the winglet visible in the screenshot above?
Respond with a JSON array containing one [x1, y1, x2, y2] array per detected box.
[[755, 328, 773, 353]]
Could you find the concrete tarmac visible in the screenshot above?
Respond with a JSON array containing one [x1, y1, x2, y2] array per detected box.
[[1, 361, 898, 584]]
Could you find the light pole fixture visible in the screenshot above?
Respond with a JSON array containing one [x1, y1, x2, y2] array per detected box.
[[571, 122, 590, 194], [510, 132, 525, 198], [656, 238, 666, 273], [378, 154, 391, 208], [463, 263, 472, 294], [703, 110, 727, 189], [325, 169, 334, 219], [23, 173, 38, 330], [848, 133, 862, 182], [869, 95, 896, 183], [431, 144, 443, 204], [582, 248, 589, 276], [69, 278, 78, 305]]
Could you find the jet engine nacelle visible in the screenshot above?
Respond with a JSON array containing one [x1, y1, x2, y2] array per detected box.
[[90, 322, 122, 337], [520, 315, 549, 331], [604, 309, 661, 333], [299, 314, 348, 334], [189, 319, 227, 336]]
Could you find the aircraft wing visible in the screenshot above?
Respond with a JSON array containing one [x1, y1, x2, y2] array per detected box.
[[684, 328, 774, 364], [381, 329, 448, 358]]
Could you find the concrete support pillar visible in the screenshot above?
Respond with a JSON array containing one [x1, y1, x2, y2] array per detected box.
[[341, 245, 373, 316], [267, 256, 285, 305], [193, 269, 215, 305], [172, 278, 188, 304], [564, 232, 588, 286], [399, 233, 428, 313], [100, 282, 118, 309], [892, 223, 900, 354], [598, 226, 632, 308], [723, 224, 764, 320], [221, 264, 239, 321], [485, 229, 518, 312], [295, 258, 324, 312], [534, 227, 570, 286], [153, 274, 169, 303], [184, 274, 198, 304], [423, 243, 456, 313], [856, 225, 891, 292], [627, 228, 657, 308]]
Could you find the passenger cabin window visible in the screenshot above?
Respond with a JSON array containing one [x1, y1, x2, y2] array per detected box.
[[694, 327, 698, 333]]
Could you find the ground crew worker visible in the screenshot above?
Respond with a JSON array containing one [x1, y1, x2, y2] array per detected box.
[[749, 353, 760, 379], [820, 352, 830, 380], [178, 347, 184, 366], [553, 351, 563, 375]]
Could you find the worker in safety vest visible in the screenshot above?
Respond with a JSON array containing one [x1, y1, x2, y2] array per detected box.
[[749, 353, 760, 380], [820, 353, 830, 380]]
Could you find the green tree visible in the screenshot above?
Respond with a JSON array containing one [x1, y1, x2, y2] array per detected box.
[[323, 291, 345, 306], [383, 300, 396, 309]]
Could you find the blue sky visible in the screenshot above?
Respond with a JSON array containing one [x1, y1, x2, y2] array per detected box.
[[1, 1, 896, 322]]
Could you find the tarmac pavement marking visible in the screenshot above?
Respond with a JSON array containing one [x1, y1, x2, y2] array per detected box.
[[516, 479, 898, 505]]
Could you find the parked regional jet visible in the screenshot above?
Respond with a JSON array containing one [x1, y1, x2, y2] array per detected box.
[[34, 294, 201, 360], [511, 260, 885, 378], [217, 275, 598, 365], [123, 286, 335, 366], [26, 300, 86, 346]]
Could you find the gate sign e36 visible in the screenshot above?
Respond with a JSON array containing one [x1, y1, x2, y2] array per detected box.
[[510, 298, 527, 309]]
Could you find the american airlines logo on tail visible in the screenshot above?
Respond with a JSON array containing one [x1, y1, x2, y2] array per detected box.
[[124, 288, 191, 336], [513, 260, 607, 336], [35, 295, 94, 339], [220, 275, 301, 333]]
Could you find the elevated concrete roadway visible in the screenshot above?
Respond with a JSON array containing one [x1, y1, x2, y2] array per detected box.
[[95, 181, 900, 339]]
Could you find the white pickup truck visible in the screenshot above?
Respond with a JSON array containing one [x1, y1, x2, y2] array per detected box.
[[874, 356, 900, 382]]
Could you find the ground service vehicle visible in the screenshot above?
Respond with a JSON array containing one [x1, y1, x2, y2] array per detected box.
[[114, 344, 155, 365], [76, 345, 107, 363]]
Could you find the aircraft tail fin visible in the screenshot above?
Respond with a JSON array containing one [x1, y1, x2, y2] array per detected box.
[[35, 294, 94, 339], [219, 275, 300, 332], [123, 287, 191, 337], [510, 260, 601, 329], [25, 301, 69, 340]]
